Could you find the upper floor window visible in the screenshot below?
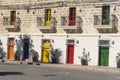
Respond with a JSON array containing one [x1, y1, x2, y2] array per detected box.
[[10, 11, 16, 25], [102, 6, 110, 25], [69, 8, 76, 26], [45, 9, 51, 26]]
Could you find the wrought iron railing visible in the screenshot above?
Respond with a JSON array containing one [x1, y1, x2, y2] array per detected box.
[[37, 17, 57, 29], [3, 17, 21, 28], [61, 16, 83, 29], [94, 14, 118, 28]]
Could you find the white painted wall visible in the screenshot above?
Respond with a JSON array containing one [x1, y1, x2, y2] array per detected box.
[[0, 36, 8, 60], [30, 35, 42, 61], [74, 36, 99, 66], [51, 35, 67, 64], [109, 36, 120, 67], [2, 34, 120, 68]]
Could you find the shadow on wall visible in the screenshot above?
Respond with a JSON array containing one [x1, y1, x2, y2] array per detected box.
[[15, 35, 34, 61], [0, 46, 6, 60], [30, 49, 39, 62], [15, 39, 23, 61], [50, 47, 62, 63]]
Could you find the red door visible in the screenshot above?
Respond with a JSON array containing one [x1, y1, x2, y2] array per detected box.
[[67, 44, 74, 64]]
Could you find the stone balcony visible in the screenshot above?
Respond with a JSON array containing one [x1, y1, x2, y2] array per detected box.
[[94, 14, 118, 29], [61, 16, 83, 30], [2, 17, 21, 32], [37, 17, 57, 30]]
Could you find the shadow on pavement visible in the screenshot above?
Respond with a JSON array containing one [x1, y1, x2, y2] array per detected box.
[[0, 72, 25, 76], [41, 74, 58, 77]]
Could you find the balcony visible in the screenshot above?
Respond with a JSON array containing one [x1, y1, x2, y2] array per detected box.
[[94, 14, 118, 29], [3, 17, 21, 29], [37, 17, 57, 30], [61, 16, 82, 30]]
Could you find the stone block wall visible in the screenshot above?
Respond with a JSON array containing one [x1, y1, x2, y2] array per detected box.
[[0, 0, 120, 35]]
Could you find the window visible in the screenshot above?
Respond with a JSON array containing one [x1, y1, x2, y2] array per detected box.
[[102, 6, 110, 25], [45, 9, 51, 26], [10, 11, 16, 25], [69, 8, 76, 26], [99, 40, 109, 46]]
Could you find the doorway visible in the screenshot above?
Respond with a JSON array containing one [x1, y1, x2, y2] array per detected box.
[[8, 38, 14, 60], [99, 46, 109, 66], [23, 39, 29, 60], [67, 44, 74, 64], [41, 40, 50, 63]]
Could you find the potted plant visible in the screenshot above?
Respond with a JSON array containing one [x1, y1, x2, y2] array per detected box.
[[51, 49, 58, 63], [14, 51, 20, 61], [116, 53, 120, 68], [30, 49, 40, 65], [78, 48, 91, 66], [51, 48, 61, 63]]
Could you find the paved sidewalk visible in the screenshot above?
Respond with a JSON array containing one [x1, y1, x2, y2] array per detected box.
[[40, 63, 120, 73], [1, 60, 120, 73]]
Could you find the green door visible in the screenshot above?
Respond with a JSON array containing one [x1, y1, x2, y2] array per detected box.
[[99, 46, 109, 66]]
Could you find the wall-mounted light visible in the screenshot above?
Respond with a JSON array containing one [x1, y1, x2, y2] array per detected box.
[[31, 39, 33, 43], [99, 35, 101, 38], [113, 6, 116, 11], [67, 35, 69, 38], [17, 12, 19, 15], [112, 41, 115, 45], [27, 9, 30, 13], [15, 39, 18, 42], [54, 10, 56, 13], [42, 35, 44, 37], [33, 11, 35, 14], [76, 40, 79, 44], [0, 39, 2, 45], [79, 8, 82, 12], [52, 40, 54, 43], [1, 13, 3, 16]]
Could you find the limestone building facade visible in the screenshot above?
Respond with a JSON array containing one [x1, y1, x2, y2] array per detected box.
[[0, 0, 120, 67]]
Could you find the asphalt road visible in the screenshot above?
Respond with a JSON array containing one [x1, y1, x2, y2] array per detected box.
[[0, 63, 120, 80]]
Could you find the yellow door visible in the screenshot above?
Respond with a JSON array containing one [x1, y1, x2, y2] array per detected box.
[[42, 41, 50, 63], [8, 38, 14, 60], [45, 9, 51, 26]]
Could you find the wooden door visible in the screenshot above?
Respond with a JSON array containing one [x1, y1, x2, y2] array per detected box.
[[69, 8, 76, 26], [8, 38, 14, 60], [42, 40, 50, 63], [99, 46, 109, 66], [45, 9, 51, 26], [23, 39, 29, 60], [67, 44, 74, 64], [10, 11, 16, 25]]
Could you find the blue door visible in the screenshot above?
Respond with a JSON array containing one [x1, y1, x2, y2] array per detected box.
[[23, 39, 29, 60]]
